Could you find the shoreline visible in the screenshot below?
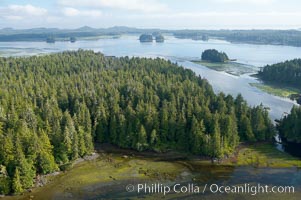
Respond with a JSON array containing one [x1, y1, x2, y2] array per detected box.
[[191, 60, 256, 76], [2, 142, 301, 199]]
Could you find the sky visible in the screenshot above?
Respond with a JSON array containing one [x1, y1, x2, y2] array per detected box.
[[0, 0, 301, 29]]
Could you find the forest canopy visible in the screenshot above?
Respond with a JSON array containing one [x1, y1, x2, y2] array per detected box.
[[0, 50, 274, 194], [277, 106, 301, 144], [139, 34, 153, 42], [258, 59, 301, 88]]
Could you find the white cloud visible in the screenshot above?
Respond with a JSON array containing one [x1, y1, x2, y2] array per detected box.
[[125, 10, 301, 20], [3, 15, 23, 21], [63, 7, 102, 17], [8, 4, 48, 16], [127, 11, 301, 29], [0, 4, 48, 21], [63, 7, 80, 17], [59, 0, 168, 12]]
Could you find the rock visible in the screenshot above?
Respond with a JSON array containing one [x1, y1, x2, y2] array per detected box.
[[122, 155, 128, 159], [180, 171, 190, 177]]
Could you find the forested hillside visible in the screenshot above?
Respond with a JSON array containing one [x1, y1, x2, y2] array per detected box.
[[258, 59, 301, 88], [173, 29, 301, 47], [0, 50, 274, 194], [277, 106, 301, 143]]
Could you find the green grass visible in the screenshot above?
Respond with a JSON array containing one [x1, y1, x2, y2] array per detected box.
[[250, 83, 300, 98], [192, 60, 256, 76], [5, 154, 186, 200], [229, 143, 301, 168]]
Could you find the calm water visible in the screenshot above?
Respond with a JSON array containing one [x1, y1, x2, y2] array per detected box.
[[0, 35, 299, 120]]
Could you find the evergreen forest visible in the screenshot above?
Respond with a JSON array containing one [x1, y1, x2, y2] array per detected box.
[[0, 50, 274, 194]]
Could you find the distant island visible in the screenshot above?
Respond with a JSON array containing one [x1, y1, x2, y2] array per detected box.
[[1, 27, 301, 47], [201, 49, 229, 63], [191, 49, 252, 76], [155, 34, 164, 43], [139, 34, 153, 42], [192, 35, 209, 41], [201, 35, 209, 41], [70, 37, 76, 43], [138, 33, 165, 43], [173, 29, 301, 47], [46, 36, 55, 43]]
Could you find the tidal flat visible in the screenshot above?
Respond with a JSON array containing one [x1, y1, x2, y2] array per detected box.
[[191, 60, 256, 76], [3, 144, 301, 200], [249, 82, 300, 99]]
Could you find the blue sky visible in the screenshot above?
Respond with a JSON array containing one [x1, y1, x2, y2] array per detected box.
[[0, 0, 300, 29]]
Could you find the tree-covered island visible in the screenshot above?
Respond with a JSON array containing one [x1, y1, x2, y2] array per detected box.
[[201, 49, 229, 63], [155, 34, 164, 43], [139, 34, 153, 42], [46, 36, 55, 43], [70, 37, 76, 43]]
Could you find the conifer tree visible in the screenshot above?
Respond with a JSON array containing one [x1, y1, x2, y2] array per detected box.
[[12, 168, 23, 194], [37, 130, 58, 174], [136, 125, 148, 151], [210, 118, 222, 159]]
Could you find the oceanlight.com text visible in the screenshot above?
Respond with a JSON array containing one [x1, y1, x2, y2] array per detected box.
[[125, 183, 295, 196]]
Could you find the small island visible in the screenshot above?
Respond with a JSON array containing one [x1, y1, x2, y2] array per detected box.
[[192, 49, 254, 76], [46, 36, 55, 43], [155, 34, 164, 43], [202, 35, 209, 41], [201, 49, 229, 63], [139, 34, 153, 42], [192, 34, 208, 41], [70, 37, 76, 43]]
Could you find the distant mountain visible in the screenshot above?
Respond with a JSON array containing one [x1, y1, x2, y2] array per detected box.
[[0, 28, 15, 34], [75, 26, 96, 32]]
